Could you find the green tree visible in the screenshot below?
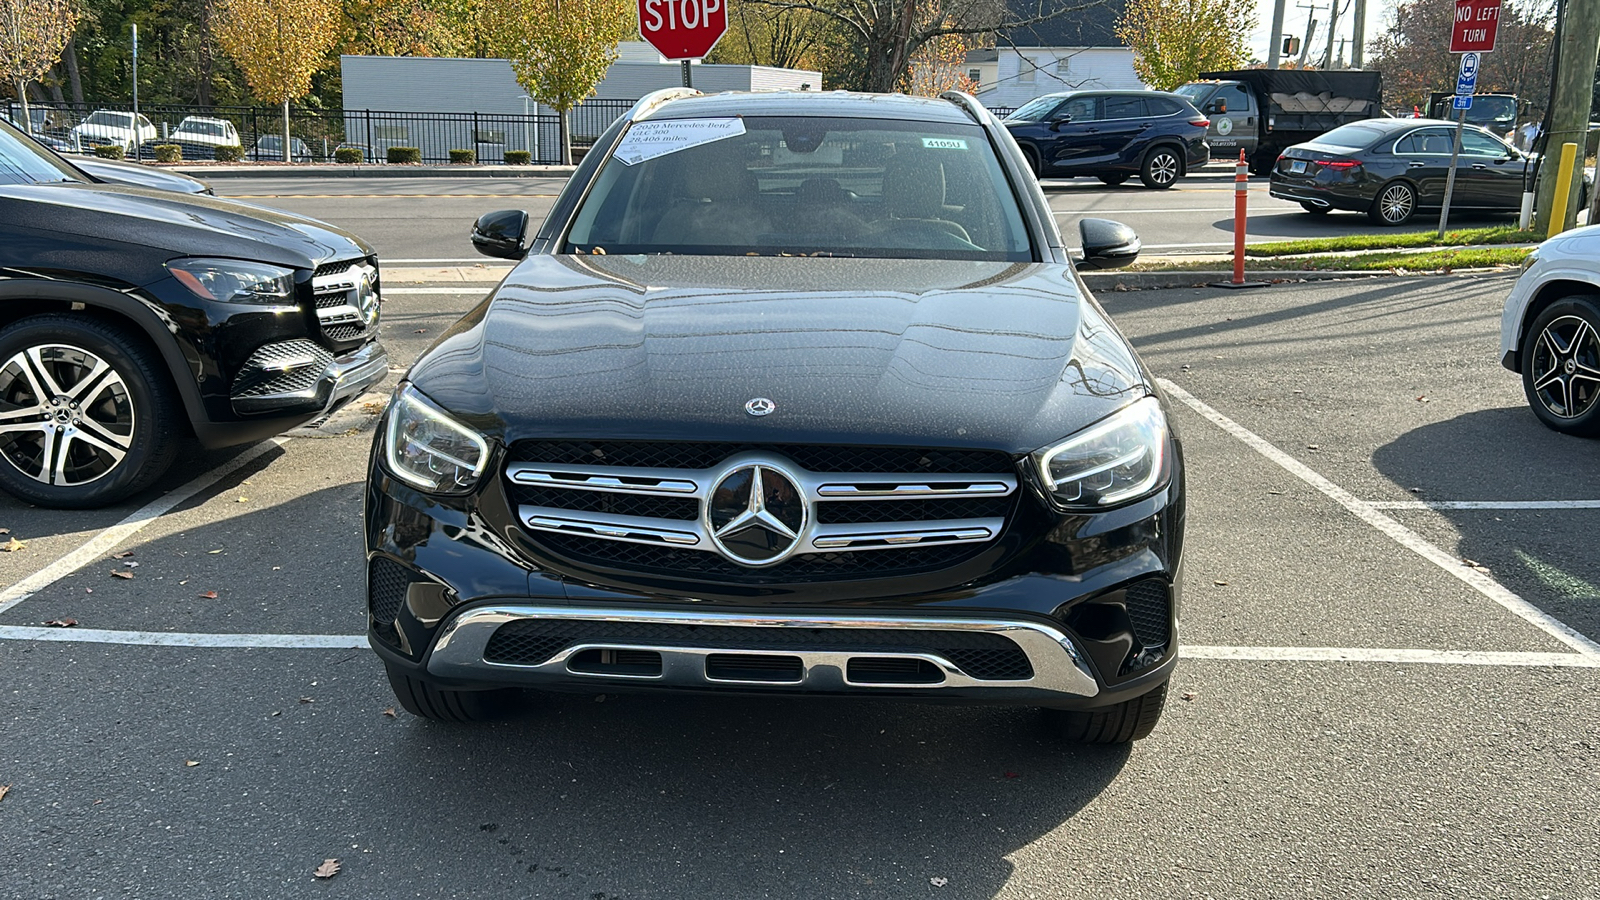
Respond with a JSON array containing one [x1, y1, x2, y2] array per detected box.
[[710, 0, 829, 71], [1114, 0, 1254, 91], [485, 0, 632, 164], [1370, 0, 1556, 116], [213, 0, 340, 158], [0, 0, 79, 130]]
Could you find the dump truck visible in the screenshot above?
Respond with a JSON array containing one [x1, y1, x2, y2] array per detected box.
[[1427, 91, 1518, 141], [1175, 70, 1385, 174]]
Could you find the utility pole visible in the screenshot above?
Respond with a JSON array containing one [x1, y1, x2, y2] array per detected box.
[[1268, 0, 1289, 68], [1295, 2, 1321, 67], [1322, 0, 1343, 69], [1534, 0, 1600, 233], [1351, 0, 1367, 67]]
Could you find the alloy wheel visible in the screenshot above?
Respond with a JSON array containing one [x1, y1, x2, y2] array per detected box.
[[0, 344, 136, 486], [1379, 184, 1414, 224], [1529, 315, 1600, 419], [1149, 153, 1178, 185]]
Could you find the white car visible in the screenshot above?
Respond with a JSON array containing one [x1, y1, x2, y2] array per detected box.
[[169, 115, 238, 149], [69, 109, 157, 152], [1500, 224, 1600, 436]]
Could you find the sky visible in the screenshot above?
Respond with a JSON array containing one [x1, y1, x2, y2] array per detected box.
[[1246, 0, 1401, 66]]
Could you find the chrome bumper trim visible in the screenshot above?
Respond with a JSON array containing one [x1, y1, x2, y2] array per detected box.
[[427, 605, 1101, 699]]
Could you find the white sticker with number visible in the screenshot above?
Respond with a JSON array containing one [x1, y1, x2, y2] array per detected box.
[[921, 137, 969, 150], [613, 118, 747, 166]]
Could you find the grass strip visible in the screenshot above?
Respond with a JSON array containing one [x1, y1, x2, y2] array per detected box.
[[1244, 226, 1538, 257], [1134, 246, 1532, 272]]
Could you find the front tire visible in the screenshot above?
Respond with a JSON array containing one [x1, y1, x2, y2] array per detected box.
[[0, 314, 181, 508], [1519, 295, 1600, 436], [1369, 180, 1417, 226], [1139, 147, 1181, 189], [386, 664, 517, 722], [1043, 680, 1168, 743]]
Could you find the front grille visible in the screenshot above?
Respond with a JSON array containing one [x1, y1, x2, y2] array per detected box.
[[368, 558, 415, 647], [506, 440, 1018, 585], [312, 257, 378, 344], [231, 340, 332, 398], [1123, 579, 1171, 646], [483, 619, 1033, 680], [508, 440, 1011, 474]]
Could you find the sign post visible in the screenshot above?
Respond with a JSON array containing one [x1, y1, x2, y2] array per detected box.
[[1438, 0, 1500, 237], [638, 0, 729, 89]]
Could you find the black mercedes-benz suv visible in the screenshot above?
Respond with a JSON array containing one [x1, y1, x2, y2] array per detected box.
[[366, 90, 1185, 743], [0, 116, 387, 508]]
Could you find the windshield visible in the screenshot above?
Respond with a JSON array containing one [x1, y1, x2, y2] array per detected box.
[[1313, 124, 1385, 149], [1172, 84, 1211, 102], [0, 118, 84, 185], [83, 111, 132, 127], [1004, 96, 1063, 121], [564, 115, 1033, 261], [180, 119, 228, 136], [1469, 97, 1517, 125]]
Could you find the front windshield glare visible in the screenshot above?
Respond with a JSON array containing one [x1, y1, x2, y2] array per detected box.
[[564, 115, 1033, 262], [0, 119, 82, 185], [1006, 96, 1061, 121]]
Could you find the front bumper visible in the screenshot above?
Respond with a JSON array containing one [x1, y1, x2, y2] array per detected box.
[[231, 339, 389, 416]]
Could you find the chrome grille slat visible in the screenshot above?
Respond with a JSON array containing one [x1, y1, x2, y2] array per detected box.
[[310, 260, 379, 342]]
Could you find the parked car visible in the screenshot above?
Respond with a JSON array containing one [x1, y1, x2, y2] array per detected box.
[[366, 89, 1184, 744], [1003, 90, 1210, 188], [1500, 225, 1600, 436], [156, 115, 240, 160], [250, 134, 313, 163], [0, 111, 79, 152], [69, 109, 157, 153], [0, 115, 387, 507], [1269, 118, 1591, 225], [1176, 69, 1384, 174]]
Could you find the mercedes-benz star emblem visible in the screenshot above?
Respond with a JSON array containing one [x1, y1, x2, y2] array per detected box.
[[706, 462, 807, 566], [745, 397, 776, 417], [356, 271, 380, 327]]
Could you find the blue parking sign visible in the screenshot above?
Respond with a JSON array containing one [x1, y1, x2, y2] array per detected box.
[[1453, 95, 1473, 110]]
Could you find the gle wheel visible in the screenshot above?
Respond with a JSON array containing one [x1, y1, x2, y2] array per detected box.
[[0, 315, 180, 508], [1520, 295, 1600, 436], [1042, 680, 1168, 744], [1139, 147, 1181, 189], [1369, 181, 1417, 226]]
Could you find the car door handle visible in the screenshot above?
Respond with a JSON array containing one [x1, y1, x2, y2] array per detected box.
[[1409, 161, 1426, 168], [1471, 163, 1487, 169], [1085, 128, 1099, 133]]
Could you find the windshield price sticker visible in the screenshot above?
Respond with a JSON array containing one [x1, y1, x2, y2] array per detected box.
[[614, 118, 747, 166], [921, 137, 968, 150]]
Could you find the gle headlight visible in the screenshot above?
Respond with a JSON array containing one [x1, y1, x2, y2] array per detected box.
[[383, 384, 490, 493], [167, 258, 294, 304], [1033, 396, 1169, 508]]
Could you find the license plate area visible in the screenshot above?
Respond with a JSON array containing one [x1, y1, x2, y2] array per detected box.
[[1288, 159, 1307, 174]]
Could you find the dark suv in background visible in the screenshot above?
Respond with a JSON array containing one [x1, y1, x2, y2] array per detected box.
[[1003, 90, 1210, 188], [0, 117, 387, 508]]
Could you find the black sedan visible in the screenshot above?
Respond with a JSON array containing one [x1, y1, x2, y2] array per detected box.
[[1271, 118, 1591, 226], [365, 90, 1185, 743]]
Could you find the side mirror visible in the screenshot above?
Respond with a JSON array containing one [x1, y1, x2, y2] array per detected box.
[[1049, 114, 1073, 130], [1206, 100, 1227, 115], [1075, 218, 1141, 270], [471, 209, 530, 260]]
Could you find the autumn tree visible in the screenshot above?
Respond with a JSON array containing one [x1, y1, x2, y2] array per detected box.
[[341, 0, 462, 58], [899, 1, 980, 96], [214, 0, 340, 159], [485, 0, 632, 165], [1370, 0, 1556, 115], [0, 0, 79, 132], [710, 0, 829, 70], [1114, 0, 1253, 91], [748, 0, 1095, 92]]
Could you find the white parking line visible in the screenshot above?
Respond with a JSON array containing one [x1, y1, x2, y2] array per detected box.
[[385, 287, 491, 295], [0, 438, 288, 617], [1158, 378, 1600, 659], [0, 625, 363, 648], [1368, 500, 1600, 510]]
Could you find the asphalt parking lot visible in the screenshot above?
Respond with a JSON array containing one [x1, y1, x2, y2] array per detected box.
[[2, 183, 1598, 898]]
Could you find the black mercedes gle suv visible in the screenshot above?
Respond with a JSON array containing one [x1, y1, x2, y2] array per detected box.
[[365, 90, 1185, 743]]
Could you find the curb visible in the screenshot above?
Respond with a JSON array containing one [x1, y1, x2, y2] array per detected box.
[[170, 164, 578, 179], [1079, 268, 1521, 291]]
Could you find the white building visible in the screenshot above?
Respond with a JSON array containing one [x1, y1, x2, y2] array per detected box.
[[968, 1, 1147, 111]]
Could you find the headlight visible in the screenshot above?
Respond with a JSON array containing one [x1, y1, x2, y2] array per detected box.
[[1032, 396, 1169, 508], [167, 258, 294, 304], [383, 383, 490, 493]]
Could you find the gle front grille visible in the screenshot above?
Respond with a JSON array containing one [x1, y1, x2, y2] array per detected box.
[[312, 258, 380, 344]]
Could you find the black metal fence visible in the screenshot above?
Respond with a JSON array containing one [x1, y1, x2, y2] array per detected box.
[[5, 99, 637, 165]]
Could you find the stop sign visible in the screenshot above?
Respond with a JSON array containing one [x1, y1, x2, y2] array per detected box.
[[639, 0, 727, 60]]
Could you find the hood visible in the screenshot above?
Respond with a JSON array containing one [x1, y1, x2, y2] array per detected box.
[[72, 157, 211, 194], [0, 182, 370, 272], [408, 255, 1152, 455]]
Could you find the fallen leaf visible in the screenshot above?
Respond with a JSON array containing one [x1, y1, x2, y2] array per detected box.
[[84, 588, 92, 594], [1003, 771, 1019, 779], [382, 707, 396, 718], [1213, 580, 1229, 586], [43, 618, 78, 627], [1, 537, 25, 552], [207, 549, 223, 554], [124, 561, 139, 568], [1306, 444, 1320, 450], [110, 570, 133, 580], [299, 697, 314, 704], [314, 859, 341, 879], [198, 590, 218, 599], [1267, 489, 1285, 495], [1415, 395, 1430, 403], [1182, 692, 1197, 701], [111, 550, 133, 559], [412, 328, 427, 334], [930, 877, 948, 887], [0, 784, 9, 803], [0, 527, 9, 534], [184, 760, 199, 767], [236, 497, 249, 503], [1462, 558, 1481, 568]]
